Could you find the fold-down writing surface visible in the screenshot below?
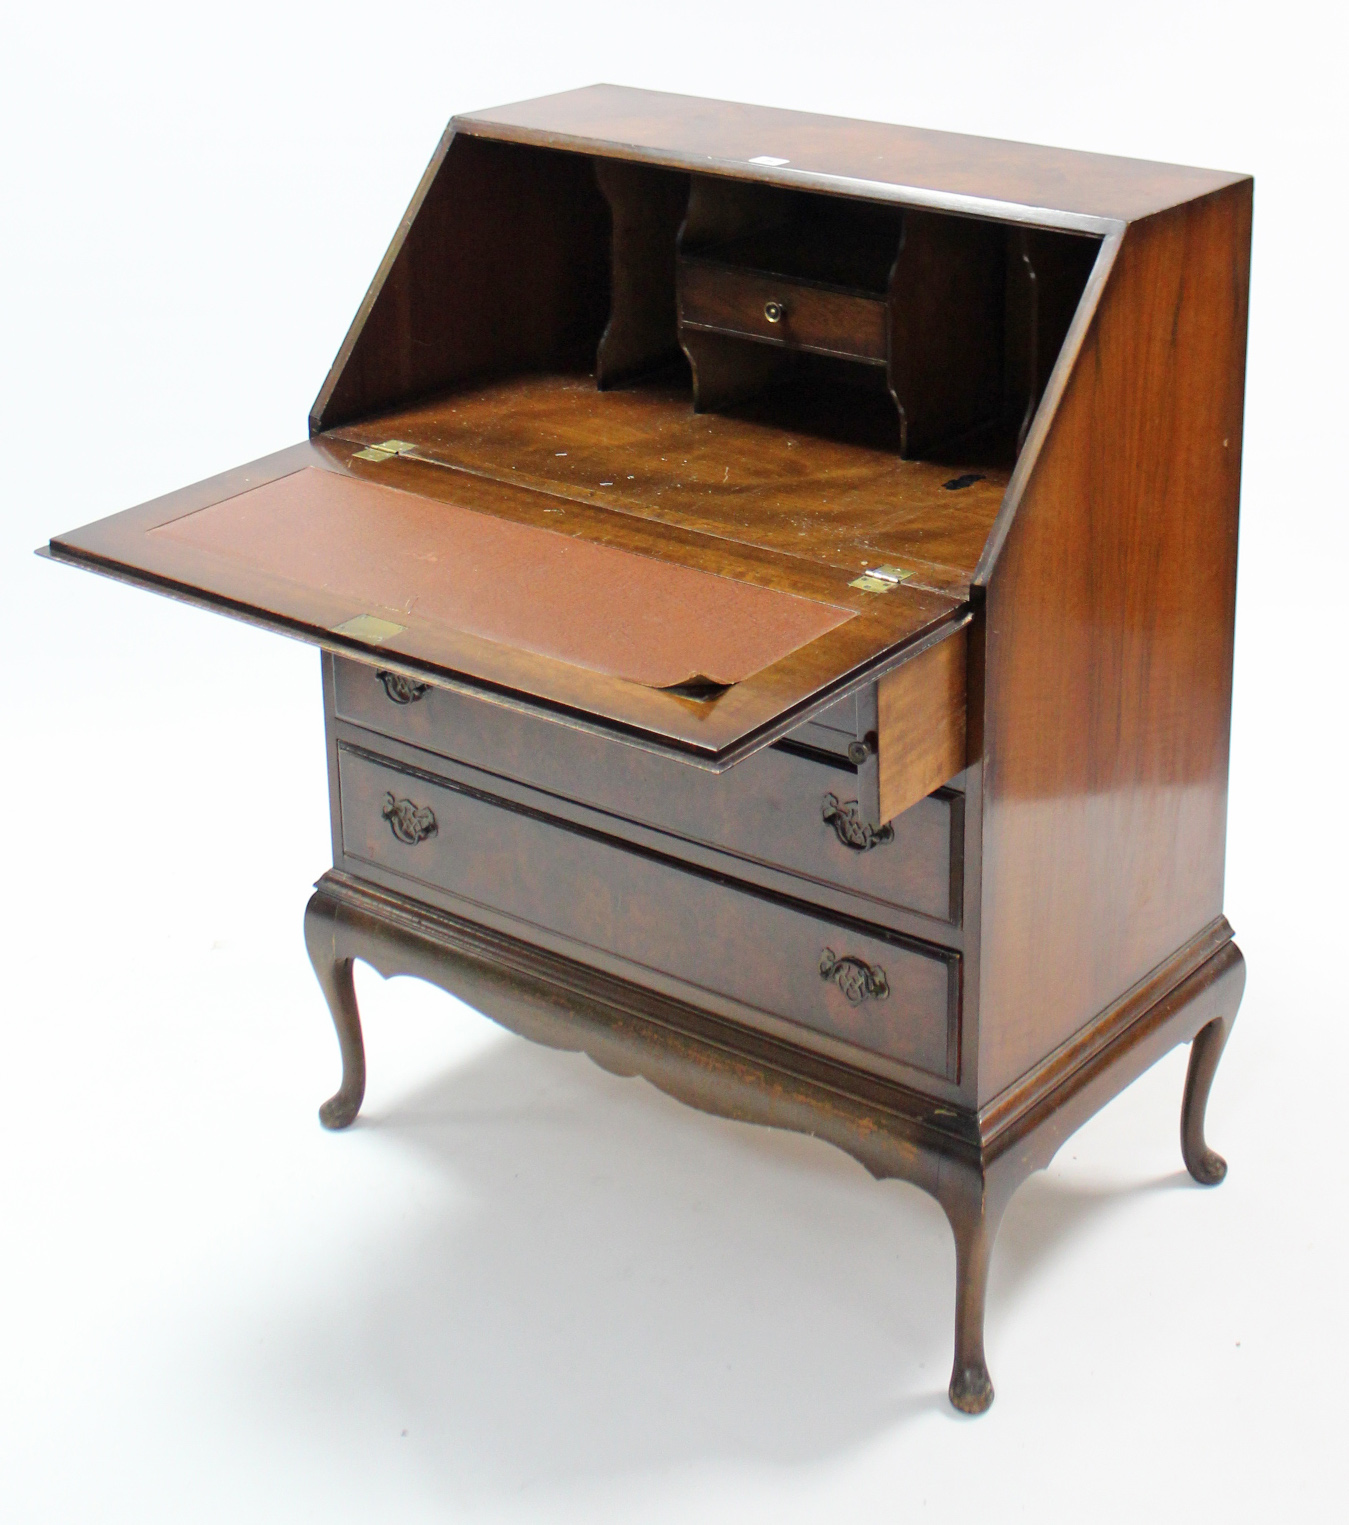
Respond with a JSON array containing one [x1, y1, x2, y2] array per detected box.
[[48, 440, 964, 762], [151, 466, 852, 689]]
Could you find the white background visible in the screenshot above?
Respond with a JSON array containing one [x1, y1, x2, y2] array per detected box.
[[3, 3, 1346, 1519]]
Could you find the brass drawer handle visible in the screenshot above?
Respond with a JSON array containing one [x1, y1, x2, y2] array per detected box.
[[764, 300, 786, 323], [819, 948, 890, 1004], [376, 669, 429, 705], [822, 793, 894, 852], [381, 791, 438, 845]]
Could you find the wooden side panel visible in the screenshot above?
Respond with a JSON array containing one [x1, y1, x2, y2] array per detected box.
[[1003, 227, 1101, 447], [679, 328, 786, 414], [888, 212, 1005, 457], [878, 631, 967, 822], [975, 183, 1252, 1104], [595, 158, 689, 388], [1024, 230, 1102, 402], [312, 136, 610, 432]]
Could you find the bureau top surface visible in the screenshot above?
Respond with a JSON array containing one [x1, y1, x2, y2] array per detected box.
[[457, 84, 1248, 227]]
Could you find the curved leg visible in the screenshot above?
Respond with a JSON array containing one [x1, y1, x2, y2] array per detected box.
[[1181, 1012, 1234, 1184], [941, 1168, 1010, 1415], [304, 892, 366, 1130]]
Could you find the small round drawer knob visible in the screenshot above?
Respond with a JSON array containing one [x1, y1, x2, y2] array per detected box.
[[764, 300, 785, 323]]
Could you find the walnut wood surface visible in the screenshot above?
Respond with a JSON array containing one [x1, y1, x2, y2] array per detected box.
[[49, 431, 966, 761], [334, 371, 1011, 595], [595, 158, 690, 388], [680, 258, 890, 363], [678, 329, 788, 416], [456, 84, 1247, 225], [976, 916, 1233, 1143], [888, 211, 1004, 457], [330, 654, 963, 928], [313, 134, 610, 432], [336, 742, 960, 1080], [877, 630, 968, 822], [303, 868, 1244, 1415], [313, 131, 1101, 481], [1181, 1012, 1236, 1184], [304, 896, 365, 1129], [999, 229, 1103, 455], [973, 182, 1251, 1102]]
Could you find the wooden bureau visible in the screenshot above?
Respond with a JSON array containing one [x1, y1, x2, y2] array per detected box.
[[43, 84, 1251, 1413]]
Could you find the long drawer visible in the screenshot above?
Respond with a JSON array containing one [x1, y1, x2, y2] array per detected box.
[[330, 656, 960, 927], [337, 743, 960, 1081]]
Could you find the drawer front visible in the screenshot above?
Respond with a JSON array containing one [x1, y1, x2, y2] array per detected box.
[[679, 259, 888, 363], [332, 657, 958, 925], [339, 745, 958, 1080]]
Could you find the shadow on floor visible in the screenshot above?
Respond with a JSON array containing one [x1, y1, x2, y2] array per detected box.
[[257, 1015, 1195, 1496]]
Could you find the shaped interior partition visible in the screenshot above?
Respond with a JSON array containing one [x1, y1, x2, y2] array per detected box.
[[313, 137, 1100, 476]]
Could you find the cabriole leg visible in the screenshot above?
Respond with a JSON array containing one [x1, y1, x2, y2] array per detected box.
[[304, 891, 366, 1130], [941, 1169, 1008, 1415], [1181, 1012, 1234, 1185]]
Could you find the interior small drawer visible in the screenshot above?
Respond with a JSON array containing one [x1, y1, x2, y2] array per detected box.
[[337, 743, 959, 1082], [678, 258, 889, 363], [331, 656, 961, 926]]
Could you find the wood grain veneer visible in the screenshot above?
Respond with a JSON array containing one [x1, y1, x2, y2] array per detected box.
[[337, 742, 959, 1080], [974, 182, 1251, 1103], [331, 372, 1012, 595], [679, 258, 890, 363], [877, 630, 968, 823], [456, 84, 1247, 224], [330, 654, 963, 928]]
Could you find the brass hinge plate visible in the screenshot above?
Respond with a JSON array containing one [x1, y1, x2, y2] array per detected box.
[[352, 439, 418, 463], [849, 564, 912, 593]]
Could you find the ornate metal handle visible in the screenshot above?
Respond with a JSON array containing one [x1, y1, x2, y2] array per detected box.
[[375, 669, 429, 705], [819, 947, 889, 1004], [822, 793, 893, 852], [381, 791, 438, 845]]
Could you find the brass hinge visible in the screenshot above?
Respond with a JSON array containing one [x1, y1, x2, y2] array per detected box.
[[352, 439, 418, 463], [849, 564, 912, 593]]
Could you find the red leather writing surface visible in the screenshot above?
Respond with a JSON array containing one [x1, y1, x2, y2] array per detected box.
[[153, 467, 852, 688]]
